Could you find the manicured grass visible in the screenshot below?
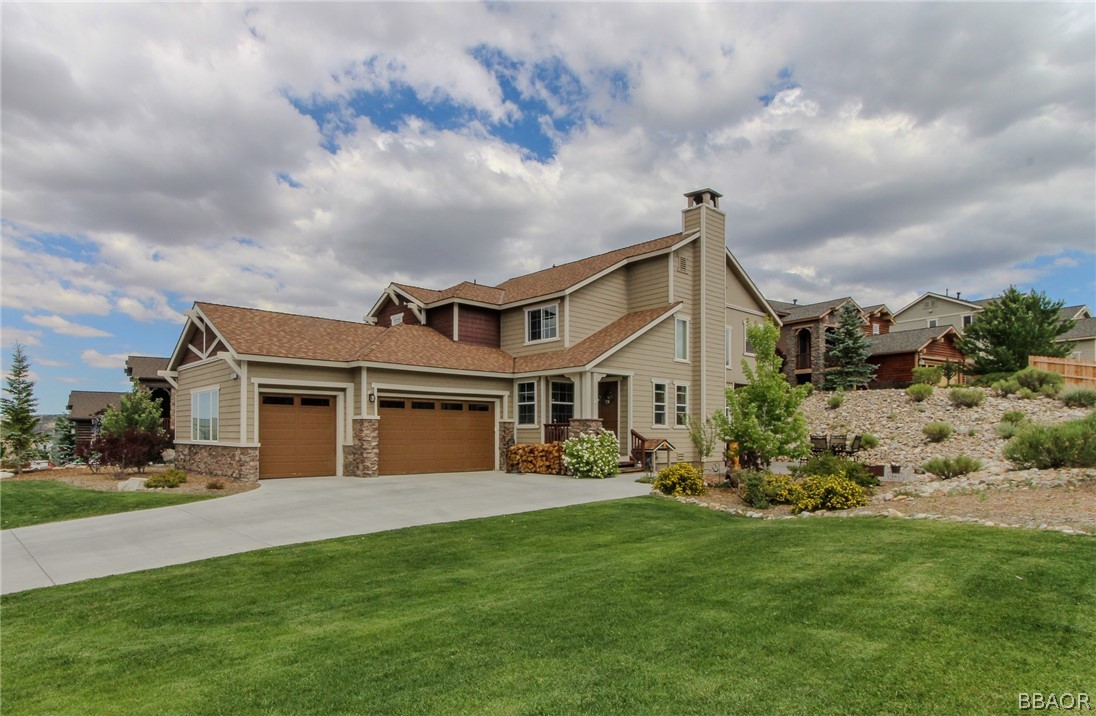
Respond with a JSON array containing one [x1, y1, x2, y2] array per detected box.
[[0, 480, 214, 529], [2, 498, 1093, 714]]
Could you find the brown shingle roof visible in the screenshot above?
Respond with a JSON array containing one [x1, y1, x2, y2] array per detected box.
[[514, 304, 679, 373], [770, 297, 857, 323], [125, 355, 169, 379], [197, 303, 387, 362], [67, 391, 126, 419], [866, 326, 954, 357], [355, 324, 515, 373]]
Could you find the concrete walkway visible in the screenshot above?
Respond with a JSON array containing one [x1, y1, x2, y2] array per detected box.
[[2, 471, 651, 595]]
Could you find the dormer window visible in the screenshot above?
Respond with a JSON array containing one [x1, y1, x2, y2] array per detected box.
[[525, 304, 558, 343], [390, 313, 404, 326]]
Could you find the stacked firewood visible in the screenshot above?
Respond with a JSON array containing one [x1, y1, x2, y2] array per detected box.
[[507, 443, 564, 475]]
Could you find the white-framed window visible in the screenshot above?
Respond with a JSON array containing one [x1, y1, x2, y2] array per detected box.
[[675, 384, 689, 427], [872, 323, 881, 335], [675, 317, 689, 361], [517, 381, 536, 426], [550, 380, 574, 423], [191, 388, 219, 442], [743, 321, 755, 356], [928, 319, 938, 328], [526, 304, 559, 343], [725, 325, 733, 368], [653, 381, 668, 427]]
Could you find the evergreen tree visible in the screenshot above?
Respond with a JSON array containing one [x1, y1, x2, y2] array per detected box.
[[715, 319, 809, 470], [53, 415, 77, 465], [956, 286, 1074, 374], [1, 344, 40, 474], [823, 303, 877, 390]]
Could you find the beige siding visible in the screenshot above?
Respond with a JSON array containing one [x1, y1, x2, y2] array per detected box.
[[626, 256, 670, 310], [726, 264, 761, 309], [671, 242, 697, 311], [725, 308, 760, 385], [1062, 338, 1096, 362], [176, 358, 240, 443], [568, 270, 628, 344], [244, 362, 359, 444], [894, 297, 977, 333], [367, 368, 513, 422], [701, 207, 726, 422], [598, 318, 696, 463], [500, 301, 567, 356]]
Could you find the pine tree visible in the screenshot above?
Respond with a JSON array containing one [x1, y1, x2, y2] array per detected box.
[[53, 415, 77, 465], [1, 343, 40, 474], [823, 303, 878, 390], [956, 286, 1074, 374], [715, 319, 809, 470]]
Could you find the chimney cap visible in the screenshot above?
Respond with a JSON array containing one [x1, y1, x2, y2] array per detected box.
[[684, 188, 723, 209]]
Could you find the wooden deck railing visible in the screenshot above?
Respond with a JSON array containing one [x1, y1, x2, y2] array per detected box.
[[630, 429, 646, 465], [796, 353, 811, 370], [1029, 355, 1096, 388], [544, 422, 569, 444]]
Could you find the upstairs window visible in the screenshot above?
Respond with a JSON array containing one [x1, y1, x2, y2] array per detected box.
[[526, 304, 559, 343], [517, 381, 537, 426], [872, 323, 881, 335], [725, 326, 733, 368], [675, 317, 689, 361], [928, 319, 938, 328], [963, 314, 973, 328], [743, 321, 756, 356], [191, 389, 219, 442]]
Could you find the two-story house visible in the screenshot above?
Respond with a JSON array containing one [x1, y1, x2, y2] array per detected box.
[[161, 189, 779, 480], [892, 291, 1090, 334]]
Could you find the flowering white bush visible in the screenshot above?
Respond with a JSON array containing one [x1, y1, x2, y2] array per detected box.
[[561, 429, 620, 479]]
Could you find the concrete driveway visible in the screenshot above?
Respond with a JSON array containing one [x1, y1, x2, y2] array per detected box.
[[1, 471, 651, 595]]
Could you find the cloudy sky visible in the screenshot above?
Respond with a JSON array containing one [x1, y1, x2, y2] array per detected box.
[[2, 2, 1094, 412]]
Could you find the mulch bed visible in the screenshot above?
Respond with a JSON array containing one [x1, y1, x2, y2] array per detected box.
[[5, 466, 259, 496]]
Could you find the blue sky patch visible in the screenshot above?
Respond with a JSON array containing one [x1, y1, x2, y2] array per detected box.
[[758, 66, 799, 107]]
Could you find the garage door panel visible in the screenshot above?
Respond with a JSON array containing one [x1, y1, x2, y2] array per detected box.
[[378, 400, 494, 475], [259, 394, 337, 478]]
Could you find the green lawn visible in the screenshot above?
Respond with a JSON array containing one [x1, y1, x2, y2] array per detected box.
[[2, 498, 1093, 715], [0, 479, 215, 530]]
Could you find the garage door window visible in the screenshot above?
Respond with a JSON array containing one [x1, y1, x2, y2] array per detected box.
[[191, 389, 219, 442], [301, 397, 330, 407]]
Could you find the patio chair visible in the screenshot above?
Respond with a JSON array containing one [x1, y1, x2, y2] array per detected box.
[[829, 434, 848, 456], [845, 434, 862, 459], [809, 434, 829, 458]]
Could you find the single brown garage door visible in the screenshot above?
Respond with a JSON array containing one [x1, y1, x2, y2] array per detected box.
[[259, 394, 337, 478], [378, 399, 495, 475]]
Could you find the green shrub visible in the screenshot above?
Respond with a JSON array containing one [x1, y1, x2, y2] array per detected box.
[[561, 430, 620, 479], [970, 371, 1016, 387], [911, 366, 944, 385], [1014, 367, 1064, 395], [1061, 389, 1096, 409], [801, 383, 814, 397], [739, 470, 772, 508], [860, 433, 879, 450], [792, 452, 877, 488], [948, 387, 985, 408], [922, 422, 953, 443], [145, 469, 187, 489], [921, 455, 983, 479], [653, 462, 705, 496], [827, 392, 844, 410], [791, 475, 868, 513], [997, 421, 1021, 440], [1016, 387, 1036, 400], [1001, 410, 1027, 425], [992, 378, 1021, 397], [906, 384, 933, 402], [1003, 415, 1096, 469]]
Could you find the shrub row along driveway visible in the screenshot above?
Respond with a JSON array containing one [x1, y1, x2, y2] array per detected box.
[[1, 472, 650, 594]]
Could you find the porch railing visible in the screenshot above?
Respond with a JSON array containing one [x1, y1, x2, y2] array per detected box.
[[796, 353, 811, 370], [545, 422, 569, 444]]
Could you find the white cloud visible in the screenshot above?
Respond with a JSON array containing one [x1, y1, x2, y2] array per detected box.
[[1, 328, 42, 347], [81, 349, 129, 369], [25, 314, 112, 338], [34, 357, 68, 367]]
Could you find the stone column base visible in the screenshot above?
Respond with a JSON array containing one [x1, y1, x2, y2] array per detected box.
[[498, 420, 515, 471], [343, 417, 380, 477], [567, 418, 604, 440]]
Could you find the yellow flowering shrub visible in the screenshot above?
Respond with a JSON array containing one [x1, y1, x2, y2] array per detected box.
[[653, 462, 706, 496], [790, 475, 868, 514]]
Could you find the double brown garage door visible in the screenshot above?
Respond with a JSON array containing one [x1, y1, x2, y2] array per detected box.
[[378, 399, 495, 475], [259, 394, 337, 478]]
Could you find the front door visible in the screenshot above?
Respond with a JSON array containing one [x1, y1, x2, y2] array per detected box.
[[597, 381, 619, 450]]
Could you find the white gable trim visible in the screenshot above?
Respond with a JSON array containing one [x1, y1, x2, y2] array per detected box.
[[725, 248, 782, 325]]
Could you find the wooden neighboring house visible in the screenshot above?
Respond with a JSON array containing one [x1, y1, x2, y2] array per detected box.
[[124, 355, 173, 433], [1055, 317, 1096, 361], [893, 291, 1090, 334], [866, 326, 965, 387], [162, 189, 781, 480], [66, 391, 126, 452], [767, 298, 892, 387]]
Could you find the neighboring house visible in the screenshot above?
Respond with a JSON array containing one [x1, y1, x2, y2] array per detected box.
[[125, 355, 173, 433], [893, 291, 1090, 334], [767, 298, 892, 387], [1055, 317, 1096, 361], [866, 326, 965, 387], [163, 188, 779, 480], [66, 391, 126, 451]]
